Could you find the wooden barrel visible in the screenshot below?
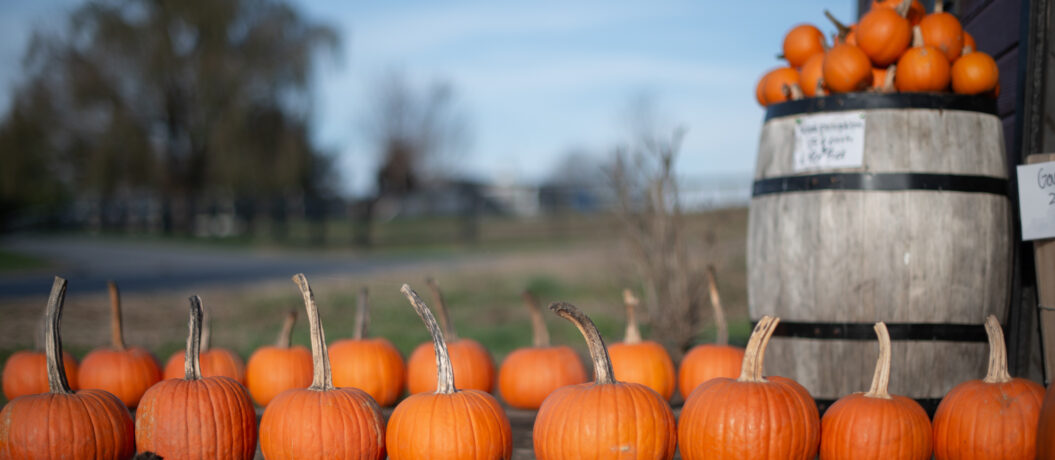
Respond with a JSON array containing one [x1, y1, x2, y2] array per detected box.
[[747, 93, 1011, 414]]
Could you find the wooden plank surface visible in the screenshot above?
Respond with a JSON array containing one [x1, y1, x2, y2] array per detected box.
[[1028, 153, 1055, 381]]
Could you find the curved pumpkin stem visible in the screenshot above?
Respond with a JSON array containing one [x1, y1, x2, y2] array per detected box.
[[550, 301, 616, 385], [185, 296, 204, 381], [293, 273, 335, 391], [896, 0, 912, 17], [983, 315, 1012, 383], [705, 266, 729, 346], [883, 64, 898, 92], [864, 322, 893, 399], [426, 277, 458, 341], [353, 287, 370, 340], [45, 276, 73, 395], [738, 315, 777, 383], [275, 310, 297, 348], [523, 290, 550, 348], [401, 284, 457, 394], [108, 280, 126, 351], [623, 289, 643, 344], [824, 10, 852, 39]]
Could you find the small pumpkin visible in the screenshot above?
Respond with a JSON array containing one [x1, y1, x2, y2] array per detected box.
[[607, 289, 677, 400], [678, 266, 745, 399], [799, 53, 826, 97], [679, 316, 821, 460], [406, 278, 495, 394], [951, 51, 999, 95], [78, 280, 162, 408], [259, 274, 387, 460], [856, 6, 912, 67], [386, 285, 512, 460], [533, 301, 677, 460], [1039, 384, 1055, 458], [896, 27, 951, 92], [328, 287, 406, 407], [755, 72, 768, 106], [783, 24, 826, 68], [963, 31, 977, 54], [0, 277, 135, 460], [932, 315, 1045, 460], [759, 67, 802, 105], [872, 0, 925, 25], [3, 312, 79, 399], [823, 44, 874, 93], [162, 306, 245, 384], [920, 5, 964, 62], [245, 309, 313, 407], [497, 290, 588, 410], [135, 296, 258, 459], [819, 322, 932, 459]]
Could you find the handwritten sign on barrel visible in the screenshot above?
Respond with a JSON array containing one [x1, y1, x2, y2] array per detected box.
[[792, 111, 866, 172], [1017, 160, 1055, 241]]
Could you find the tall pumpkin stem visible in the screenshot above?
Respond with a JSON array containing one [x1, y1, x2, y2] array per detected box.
[[738, 316, 777, 383], [426, 277, 458, 341], [353, 287, 370, 340], [45, 277, 73, 394], [523, 290, 550, 348], [293, 273, 335, 391], [622, 289, 643, 344], [934, 0, 944, 13], [896, 0, 912, 17], [912, 26, 924, 47], [883, 64, 898, 92], [550, 301, 616, 385], [275, 310, 297, 348], [824, 10, 851, 37], [864, 322, 893, 399], [108, 280, 126, 351], [705, 266, 729, 346], [983, 315, 1012, 383], [401, 284, 457, 394], [185, 296, 204, 381]]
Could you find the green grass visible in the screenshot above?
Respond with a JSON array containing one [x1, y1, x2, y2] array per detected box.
[[0, 249, 48, 272]]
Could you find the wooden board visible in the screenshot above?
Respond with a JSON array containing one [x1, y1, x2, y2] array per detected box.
[[1029, 153, 1055, 381]]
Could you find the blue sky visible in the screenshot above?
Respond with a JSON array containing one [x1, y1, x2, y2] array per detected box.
[[0, 0, 856, 196]]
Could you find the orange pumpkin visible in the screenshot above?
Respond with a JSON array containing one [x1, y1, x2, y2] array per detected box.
[[872, 65, 897, 91], [823, 44, 874, 93], [498, 290, 588, 410], [951, 51, 999, 95], [678, 266, 745, 399], [799, 53, 826, 97], [2, 311, 79, 399], [136, 296, 258, 459], [162, 307, 245, 384], [328, 287, 406, 406], [245, 310, 313, 407], [679, 316, 821, 460], [783, 24, 826, 68], [533, 301, 677, 460], [1039, 384, 1055, 458], [856, 6, 912, 67], [963, 31, 977, 53], [872, 0, 925, 25], [933, 315, 1045, 460], [387, 285, 512, 460], [756, 72, 768, 106], [760, 67, 801, 105], [259, 274, 387, 460], [78, 280, 162, 408], [406, 278, 495, 394], [607, 289, 676, 400], [0, 277, 135, 459], [896, 28, 951, 92], [820, 322, 932, 459], [920, 11, 964, 62]]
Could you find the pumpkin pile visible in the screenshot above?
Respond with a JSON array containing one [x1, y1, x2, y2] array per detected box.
[[757, 0, 999, 106]]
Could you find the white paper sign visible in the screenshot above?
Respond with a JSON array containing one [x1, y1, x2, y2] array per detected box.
[[1017, 161, 1055, 241], [793, 111, 866, 172]]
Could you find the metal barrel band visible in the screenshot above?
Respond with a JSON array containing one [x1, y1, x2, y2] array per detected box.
[[752, 172, 1009, 197], [764, 92, 998, 121], [750, 320, 990, 342]]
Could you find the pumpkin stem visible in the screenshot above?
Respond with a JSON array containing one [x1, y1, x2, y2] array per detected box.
[[824, 10, 851, 38], [353, 287, 370, 340], [912, 25, 924, 47], [737, 315, 777, 383], [523, 290, 550, 348], [293, 273, 335, 391], [783, 82, 805, 101], [706, 266, 729, 346], [550, 301, 617, 385], [622, 289, 644, 344], [184, 296, 204, 381], [275, 309, 297, 348], [896, 0, 912, 17], [401, 284, 457, 394], [983, 315, 1012, 383], [45, 276, 73, 395], [426, 277, 458, 341], [816, 78, 828, 97], [883, 64, 897, 92], [934, 0, 944, 13], [108, 280, 126, 351], [963, 44, 974, 55], [864, 322, 893, 399]]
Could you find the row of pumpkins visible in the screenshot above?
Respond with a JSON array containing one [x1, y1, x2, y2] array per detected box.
[[757, 0, 1000, 106], [2, 273, 1054, 459]]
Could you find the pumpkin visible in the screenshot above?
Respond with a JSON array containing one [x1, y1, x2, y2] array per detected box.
[[678, 266, 745, 399], [162, 306, 245, 383], [245, 309, 313, 407], [679, 316, 821, 460], [0, 277, 135, 460], [406, 278, 495, 394], [607, 289, 677, 400], [1039, 384, 1055, 458], [896, 27, 951, 92], [78, 280, 162, 408], [951, 51, 999, 95], [135, 296, 258, 459], [932, 315, 1044, 460], [760, 67, 801, 105], [920, 8, 964, 62], [533, 301, 677, 460], [872, 0, 925, 25], [497, 290, 588, 410], [387, 284, 512, 460], [783, 24, 826, 68], [799, 53, 826, 97], [856, 6, 912, 67], [872, 65, 897, 91], [328, 287, 406, 406], [259, 274, 387, 460], [3, 311, 79, 399], [825, 10, 856, 46], [820, 322, 932, 459], [756, 72, 768, 106], [963, 31, 976, 54], [823, 44, 874, 93]]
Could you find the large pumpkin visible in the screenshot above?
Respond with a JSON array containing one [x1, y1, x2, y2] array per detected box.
[[533, 301, 677, 460], [820, 322, 932, 459], [245, 310, 313, 407], [329, 287, 406, 406], [0, 277, 135, 460], [162, 307, 245, 384], [387, 285, 512, 460], [78, 280, 162, 408], [259, 274, 387, 459], [679, 316, 821, 460], [856, 6, 912, 67], [497, 290, 588, 410], [2, 310, 79, 399], [607, 289, 677, 400], [678, 266, 745, 399], [932, 315, 1044, 460], [783, 24, 826, 68], [823, 43, 874, 93], [136, 296, 258, 459]]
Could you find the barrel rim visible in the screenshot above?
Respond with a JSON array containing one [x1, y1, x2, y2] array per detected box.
[[765, 92, 998, 121]]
